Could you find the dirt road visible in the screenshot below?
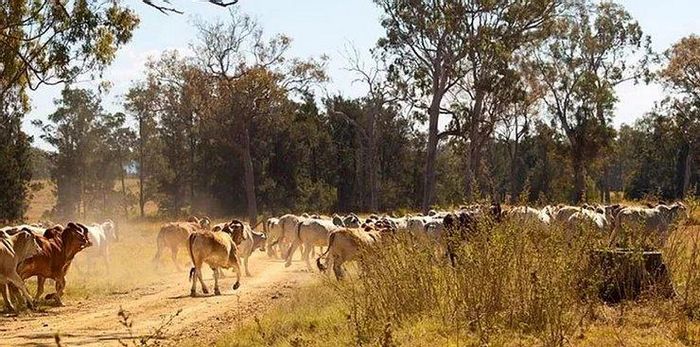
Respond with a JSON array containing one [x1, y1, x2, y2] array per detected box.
[[0, 253, 315, 346]]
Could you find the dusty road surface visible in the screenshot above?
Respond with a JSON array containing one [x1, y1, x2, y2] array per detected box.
[[0, 252, 315, 346]]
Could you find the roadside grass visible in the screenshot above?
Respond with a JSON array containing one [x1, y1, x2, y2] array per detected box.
[[214, 215, 700, 346], [211, 284, 352, 347]]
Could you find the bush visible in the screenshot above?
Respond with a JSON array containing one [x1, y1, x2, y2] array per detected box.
[[332, 220, 609, 346]]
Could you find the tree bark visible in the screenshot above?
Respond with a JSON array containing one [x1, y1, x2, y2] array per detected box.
[[138, 117, 146, 218], [422, 97, 441, 214], [120, 155, 128, 217], [242, 128, 258, 226], [367, 106, 379, 211], [572, 151, 587, 204], [681, 144, 693, 198]]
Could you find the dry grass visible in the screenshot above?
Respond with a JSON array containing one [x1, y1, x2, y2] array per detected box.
[[218, 204, 700, 346]]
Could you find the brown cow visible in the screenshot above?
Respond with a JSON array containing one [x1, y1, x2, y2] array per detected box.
[[153, 217, 210, 270], [15, 223, 92, 306], [188, 223, 244, 296]]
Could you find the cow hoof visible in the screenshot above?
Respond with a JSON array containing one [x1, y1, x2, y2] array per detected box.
[[202, 288, 209, 295], [284, 262, 292, 268], [26, 301, 36, 311], [214, 288, 221, 296], [245, 272, 251, 277], [190, 290, 197, 297], [232, 282, 240, 290]]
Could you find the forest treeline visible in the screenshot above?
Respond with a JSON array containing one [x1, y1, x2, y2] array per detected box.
[[1, 1, 699, 223]]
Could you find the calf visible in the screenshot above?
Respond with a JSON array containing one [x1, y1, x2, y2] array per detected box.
[[16, 223, 92, 306], [188, 224, 243, 296], [1, 229, 42, 311]]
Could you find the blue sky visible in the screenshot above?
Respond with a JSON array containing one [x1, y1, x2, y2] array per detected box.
[[25, 0, 700, 150]]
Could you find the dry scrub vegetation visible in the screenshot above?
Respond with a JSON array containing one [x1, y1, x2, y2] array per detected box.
[[219, 202, 700, 346]]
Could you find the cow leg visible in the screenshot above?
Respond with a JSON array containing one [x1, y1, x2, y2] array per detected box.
[[171, 247, 182, 271], [53, 277, 66, 306], [1, 284, 16, 312], [212, 267, 221, 296], [244, 255, 251, 277], [332, 258, 345, 280], [34, 276, 46, 302], [301, 243, 313, 271], [231, 263, 241, 291], [7, 275, 35, 310], [284, 241, 300, 268], [198, 267, 209, 295]]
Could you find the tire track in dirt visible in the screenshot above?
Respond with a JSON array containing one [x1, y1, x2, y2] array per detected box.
[[0, 253, 315, 346]]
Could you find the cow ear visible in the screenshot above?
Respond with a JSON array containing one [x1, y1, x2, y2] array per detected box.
[[77, 223, 89, 233]]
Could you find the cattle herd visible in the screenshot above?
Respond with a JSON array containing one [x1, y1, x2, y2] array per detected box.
[[0, 201, 689, 313]]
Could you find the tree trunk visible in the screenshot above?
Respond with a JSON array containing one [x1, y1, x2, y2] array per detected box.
[[367, 107, 379, 211], [572, 151, 586, 204], [464, 142, 475, 201], [242, 128, 258, 226], [508, 145, 519, 204], [683, 148, 693, 198], [138, 117, 146, 218], [120, 155, 128, 217], [421, 97, 441, 214]]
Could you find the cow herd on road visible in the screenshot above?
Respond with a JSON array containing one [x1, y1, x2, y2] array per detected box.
[[0, 201, 689, 312]]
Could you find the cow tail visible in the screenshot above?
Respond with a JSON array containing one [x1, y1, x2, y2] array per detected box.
[[316, 232, 335, 273], [187, 233, 197, 282]]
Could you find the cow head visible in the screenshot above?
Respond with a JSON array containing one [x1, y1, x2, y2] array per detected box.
[[199, 217, 211, 230], [64, 222, 93, 256], [225, 220, 246, 245], [343, 215, 361, 228], [253, 231, 267, 252], [332, 215, 345, 227]]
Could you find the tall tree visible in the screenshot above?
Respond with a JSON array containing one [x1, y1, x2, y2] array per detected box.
[[35, 88, 104, 219], [193, 8, 326, 224], [531, 1, 651, 203], [661, 35, 700, 197], [0, 1, 137, 221], [125, 82, 164, 217], [374, 0, 558, 212]]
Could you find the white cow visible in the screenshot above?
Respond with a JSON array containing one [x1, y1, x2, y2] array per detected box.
[[284, 218, 339, 270], [609, 202, 688, 248], [508, 206, 551, 225], [82, 220, 118, 272], [567, 208, 610, 232]]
